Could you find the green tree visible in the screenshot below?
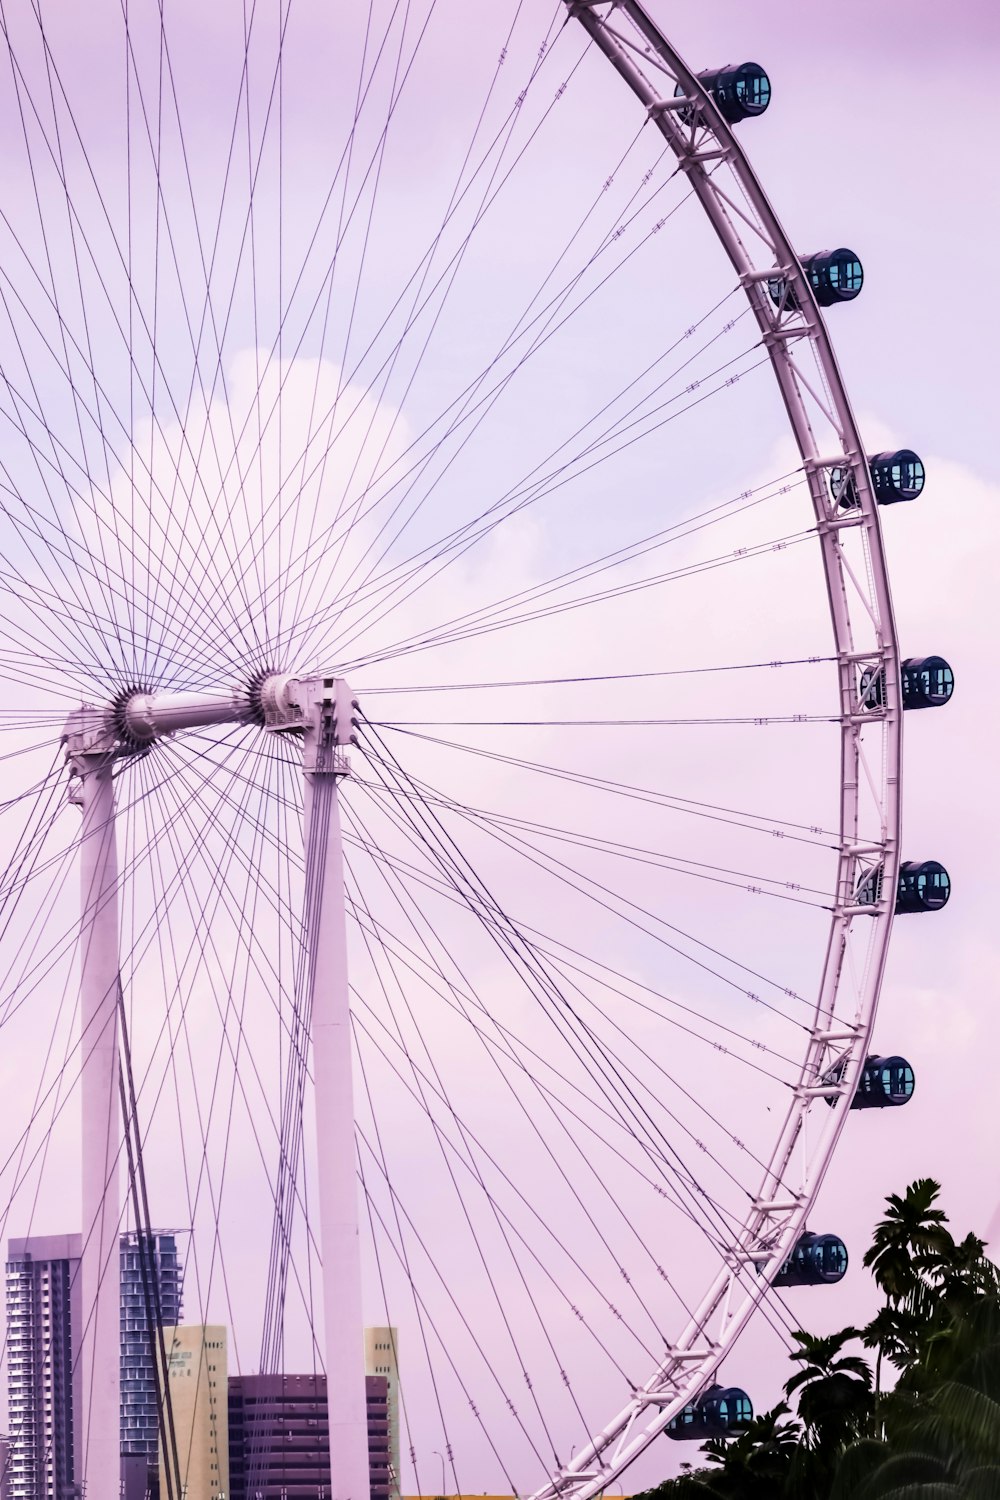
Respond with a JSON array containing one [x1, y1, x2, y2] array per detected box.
[[630, 1180, 1000, 1500]]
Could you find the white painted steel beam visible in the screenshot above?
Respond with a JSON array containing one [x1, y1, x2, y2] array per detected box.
[[66, 731, 121, 1500], [531, 5, 905, 1497], [65, 671, 366, 1500]]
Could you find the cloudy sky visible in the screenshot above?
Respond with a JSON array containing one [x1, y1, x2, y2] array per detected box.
[[0, 1, 993, 1494]]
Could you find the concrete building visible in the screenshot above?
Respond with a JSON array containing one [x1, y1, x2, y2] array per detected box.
[[364, 1327, 401, 1500], [5, 1234, 82, 1500], [121, 1451, 158, 1500], [228, 1372, 390, 1500], [158, 1326, 229, 1500], [4, 1231, 182, 1499]]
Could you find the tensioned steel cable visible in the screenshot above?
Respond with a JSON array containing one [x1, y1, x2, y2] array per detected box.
[[341, 792, 703, 1343], [356, 769, 834, 904], [344, 902, 700, 1341], [357, 732, 819, 1023], [343, 813, 803, 1367], [362, 723, 840, 844], [346, 759, 761, 1287], [291, 317, 766, 671], [347, 836, 797, 1204], [350, 730, 808, 1307], [348, 859, 594, 1462], [345, 856, 798, 1101], [215, 4, 572, 660]]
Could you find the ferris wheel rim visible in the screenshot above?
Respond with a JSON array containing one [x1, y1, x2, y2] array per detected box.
[[526, 5, 903, 1495], [0, 8, 914, 1494]]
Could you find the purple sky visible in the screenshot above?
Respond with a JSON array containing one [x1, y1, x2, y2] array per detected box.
[[0, 2, 994, 1495]]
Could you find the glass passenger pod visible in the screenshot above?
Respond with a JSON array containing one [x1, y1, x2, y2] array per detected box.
[[860, 656, 955, 712], [870, 449, 925, 504], [774, 1232, 849, 1287], [666, 1385, 754, 1441], [851, 1054, 916, 1110], [856, 859, 950, 912], [672, 62, 771, 125], [830, 448, 925, 510], [902, 656, 954, 709], [896, 859, 950, 913], [768, 248, 863, 312]]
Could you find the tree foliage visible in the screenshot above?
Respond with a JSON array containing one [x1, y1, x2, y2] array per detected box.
[[630, 1181, 1000, 1500]]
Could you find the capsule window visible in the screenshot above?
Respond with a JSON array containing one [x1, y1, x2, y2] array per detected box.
[[897, 860, 950, 912], [808, 248, 864, 307], [668, 1404, 697, 1432], [775, 1232, 848, 1286], [723, 1391, 753, 1429], [878, 1058, 915, 1101], [809, 1235, 848, 1281], [815, 251, 863, 299], [870, 449, 925, 503], [730, 64, 771, 116], [901, 655, 954, 709]]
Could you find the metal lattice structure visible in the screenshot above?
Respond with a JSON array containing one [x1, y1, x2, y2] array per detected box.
[[0, 6, 949, 1498], [521, 6, 904, 1495]]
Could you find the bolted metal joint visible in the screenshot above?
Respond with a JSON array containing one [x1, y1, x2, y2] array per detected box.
[[63, 705, 120, 789], [260, 674, 357, 777]]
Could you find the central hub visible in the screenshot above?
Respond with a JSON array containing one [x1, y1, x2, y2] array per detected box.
[[64, 674, 358, 771]]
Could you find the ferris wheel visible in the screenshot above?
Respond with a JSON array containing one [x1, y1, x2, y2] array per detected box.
[[0, 3, 952, 1499]]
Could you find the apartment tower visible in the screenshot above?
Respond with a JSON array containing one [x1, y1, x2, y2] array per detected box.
[[5, 1232, 182, 1499]]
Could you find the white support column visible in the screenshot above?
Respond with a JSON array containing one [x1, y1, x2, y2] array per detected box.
[[298, 677, 370, 1500], [67, 712, 122, 1500], [61, 675, 367, 1500]]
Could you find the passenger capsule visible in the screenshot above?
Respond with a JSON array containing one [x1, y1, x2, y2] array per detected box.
[[895, 859, 950, 913], [855, 859, 950, 913], [830, 449, 925, 509], [901, 655, 955, 709], [666, 1384, 754, 1441], [870, 449, 925, 504], [859, 656, 955, 712], [774, 1232, 848, 1287], [851, 1054, 915, 1110], [768, 248, 863, 311], [673, 62, 771, 125]]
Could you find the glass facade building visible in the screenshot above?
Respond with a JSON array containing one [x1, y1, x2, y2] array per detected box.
[[5, 1231, 183, 1498], [120, 1234, 183, 1459]]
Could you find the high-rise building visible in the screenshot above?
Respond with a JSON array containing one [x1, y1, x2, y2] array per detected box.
[[227, 1372, 390, 1500], [365, 1327, 401, 1500], [4, 1231, 183, 1499], [157, 1326, 229, 1500], [5, 1234, 82, 1500], [121, 1234, 183, 1460]]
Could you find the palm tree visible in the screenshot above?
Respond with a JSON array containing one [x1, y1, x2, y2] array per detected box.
[[698, 1405, 803, 1498], [784, 1328, 873, 1444], [863, 1179, 954, 1306]]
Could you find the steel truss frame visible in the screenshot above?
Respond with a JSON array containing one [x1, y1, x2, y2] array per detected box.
[[528, 5, 903, 1497]]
